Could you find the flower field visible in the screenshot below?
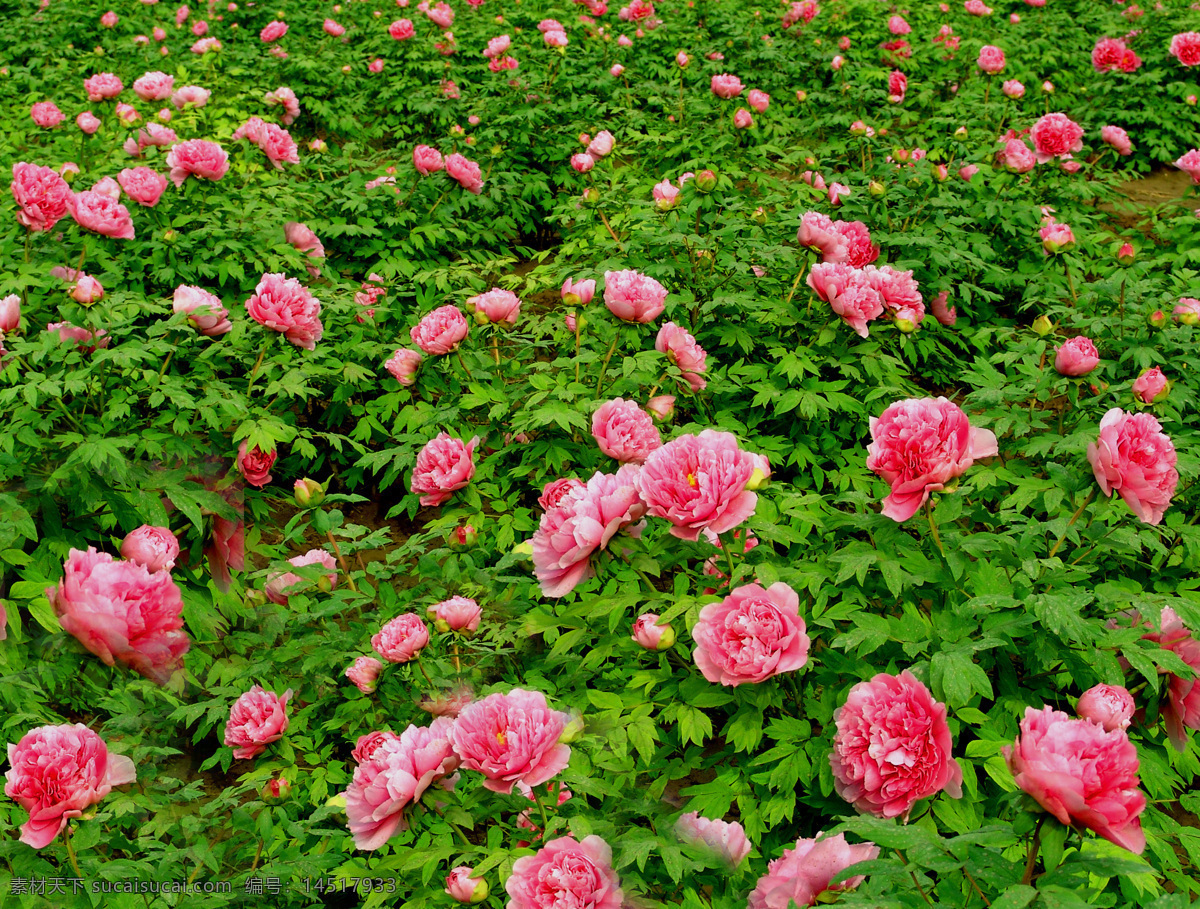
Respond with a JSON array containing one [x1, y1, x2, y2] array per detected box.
[[2, 0, 1200, 904]]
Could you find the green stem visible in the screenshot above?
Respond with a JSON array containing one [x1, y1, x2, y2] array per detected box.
[[531, 788, 551, 837], [925, 500, 946, 558], [1064, 259, 1077, 305], [573, 313, 582, 383], [1021, 816, 1046, 885], [325, 531, 358, 592], [1047, 488, 1097, 560], [64, 822, 84, 879], [595, 335, 619, 395], [245, 339, 269, 396]]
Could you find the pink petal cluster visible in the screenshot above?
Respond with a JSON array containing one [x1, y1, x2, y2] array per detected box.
[[84, 73, 124, 101], [260, 20, 288, 42], [244, 273, 324, 349], [506, 836, 622, 909], [31, 102, 65, 128], [711, 74, 744, 98], [373, 613, 430, 663], [428, 596, 482, 634], [47, 548, 189, 684], [831, 671, 963, 818], [386, 348, 423, 385], [1005, 706, 1146, 853], [68, 191, 135, 240], [999, 137, 1036, 173], [165, 139, 229, 187], [1169, 32, 1200, 66], [265, 549, 337, 604], [1101, 125, 1133, 156], [1087, 408, 1178, 526], [1092, 38, 1141, 73], [532, 469, 645, 596], [978, 44, 1005, 73], [867, 397, 998, 522], [693, 582, 810, 686], [224, 686, 292, 760], [11, 162, 71, 232], [1030, 112, 1084, 162], [603, 269, 668, 322], [133, 71, 175, 101], [1054, 336, 1098, 375], [449, 689, 571, 794], [4, 725, 137, 849], [1140, 609, 1200, 750], [117, 167, 168, 207], [592, 398, 662, 463], [1174, 149, 1200, 184], [171, 85, 211, 109], [414, 144, 445, 175], [466, 287, 521, 326], [1132, 366, 1168, 404], [1077, 684, 1136, 732], [411, 305, 469, 354], [232, 117, 299, 169], [345, 656, 383, 693], [807, 263, 883, 338], [674, 812, 751, 868], [655, 322, 709, 391], [446, 153, 483, 194], [174, 285, 232, 336], [747, 833, 879, 909], [119, 525, 179, 572], [344, 719, 458, 850], [636, 430, 759, 541], [411, 433, 479, 506], [390, 18, 415, 39]]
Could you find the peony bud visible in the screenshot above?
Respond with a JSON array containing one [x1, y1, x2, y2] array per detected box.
[[646, 395, 676, 422], [1031, 315, 1054, 337], [581, 187, 600, 205], [0, 295, 19, 333], [795, 89, 807, 102], [1148, 309, 1168, 329], [694, 169, 717, 193], [868, 180, 886, 197], [448, 524, 478, 548], [752, 207, 767, 226], [1132, 367, 1169, 404], [632, 613, 676, 650], [954, 126, 968, 139], [1117, 242, 1135, 265], [293, 478, 325, 508], [263, 776, 291, 800], [511, 540, 533, 559], [1076, 684, 1135, 732], [70, 276, 104, 305], [445, 867, 489, 903], [894, 315, 917, 333]]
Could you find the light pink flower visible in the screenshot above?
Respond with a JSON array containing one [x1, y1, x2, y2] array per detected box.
[[467, 287, 521, 326], [173, 285, 231, 336], [117, 167, 167, 207], [4, 725, 136, 849], [260, 20, 288, 42], [693, 582, 809, 686], [562, 277, 596, 305], [610, 64, 625, 76], [324, 18, 346, 36], [632, 613, 675, 650], [592, 398, 662, 463], [372, 613, 430, 663], [450, 689, 570, 794], [411, 305, 469, 354], [747, 833, 879, 908], [67, 191, 135, 239], [711, 74, 744, 99], [828, 182, 850, 205], [603, 269, 667, 322], [797, 212, 847, 263], [165, 139, 229, 187], [588, 130, 615, 157], [675, 812, 751, 868], [807, 263, 880, 338], [11, 162, 71, 232], [90, 176, 122, 201], [999, 138, 1035, 173], [747, 89, 770, 113], [120, 525, 179, 572], [570, 152, 595, 173], [77, 111, 101, 134], [47, 547, 189, 685], [133, 71, 175, 101], [655, 322, 708, 392], [389, 18, 415, 39], [1054, 336, 1098, 375], [386, 348, 423, 385], [1140, 608, 1200, 750], [0, 294, 18, 333], [1174, 149, 1200, 183], [411, 433, 479, 507], [931, 291, 956, 326], [31, 102, 65, 128], [84, 73, 123, 102], [1101, 125, 1132, 156], [1175, 297, 1200, 323], [265, 549, 337, 604], [224, 686, 292, 760], [832, 671, 962, 818], [1169, 31, 1200, 66], [445, 153, 483, 194], [427, 596, 482, 634], [867, 397, 997, 522], [1077, 684, 1136, 732], [101, 10, 118, 26], [652, 180, 679, 210], [506, 835, 621, 909], [1030, 112, 1084, 162], [977, 44, 1005, 73], [446, 867, 488, 902], [1132, 367, 1168, 404], [734, 108, 753, 129], [414, 144, 444, 175], [1087, 408, 1177, 525], [244, 273, 323, 350], [1005, 706, 1145, 853], [636, 430, 759, 541], [69, 278, 105, 305], [345, 656, 383, 693], [959, 164, 979, 180], [427, 1, 454, 27], [171, 85, 211, 109], [1002, 79, 1025, 98]]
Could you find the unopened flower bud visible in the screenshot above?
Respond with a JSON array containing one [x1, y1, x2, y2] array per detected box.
[[1032, 315, 1054, 337], [795, 89, 807, 102], [1117, 242, 1135, 265], [632, 613, 676, 650], [448, 524, 478, 549], [1148, 309, 1168, 329], [868, 180, 885, 197], [293, 478, 325, 508], [752, 207, 767, 225], [954, 126, 968, 139], [162, 228, 178, 244], [263, 776, 291, 800], [694, 169, 717, 193], [446, 867, 489, 903], [581, 187, 600, 205], [894, 316, 917, 334], [646, 395, 675, 422], [512, 540, 533, 559]]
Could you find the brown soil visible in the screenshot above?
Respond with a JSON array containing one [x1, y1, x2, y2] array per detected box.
[[1101, 167, 1195, 230]]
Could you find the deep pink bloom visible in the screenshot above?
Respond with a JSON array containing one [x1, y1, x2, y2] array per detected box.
[[1040, 219, 1076, 254], [31, 102, 65, 128], [507, 836, 621, 909], [324, 18, 345, 36], [236, 441, 276, 488], [47, 547, 189, 685], [832, 671, 962, 818], [636, 430, 759, 541], [655, 322, 708, 391], [413, 145, 444, 175], [265, 549, 337, 604], [4, 725, 136, 849], [11, 163, 71, 232], [224, 686, 292, 760], [1093, 38, 1141, 73], [0, 294, 18, 333], [1005, 706, 1145, 853], [1169, 32, 1200, 66], [747, 833, 879, 908], [283, 221, 323, 278], [411, 433, 479, 507], [174, 285, 232, 336], [450, 689, 570, 794], [1141, 609, 1200, 750], [1175, 150, 1200, 184], [807, 263, 882, 338], [345, 657, 383, 693], [711, 74, 744, 99], [445, 153, 483, 193], [977, 44, 1005, 73], [1101, 125, 1133, 156], [101, 10, 118, 26], [260, 20, 288, 42], [1087, 408, 1177, 525], [386, 348, 423, 385], [68, 191, 135, 240], [411, 305, 469, 354], [592, 398, 662, 463], [466, 288, 521, 326], [867, 397, 997, 522], [734, 108, 754, 129], [165, 139, 229, 187], [1132, 367, 1168, 404], [887, 71, 907, 103], [1077, 684, 1136, 732], [389, 18, 415, 39], [748, 89, 770, 113], [1000, 138, 1036, 173], [83, 73, 123, 102], [244, 273, 323, 349], [1030, 113, 1084, 162], [603, 269, 668, 322], [1054, 336, 1099, 375], [675, 812, 750, 868], [539, 478, 585, 512], [570, 152, 595, 173], [119, 525, 179, 572], [693, 582, 810, 686], [372, 613, 430, 663], [117, 167, 167, 207]]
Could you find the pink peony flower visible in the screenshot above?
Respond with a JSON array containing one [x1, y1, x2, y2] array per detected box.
[[797, 212, 847, 263], [506, 835, 621, 909], [0, 294, 18, 333], [1132, 366, 1168, 404], [867, 397, 997, 522], [450, 689, 571, 794], [1002, 79, 1025, 98], [236, 441, 276, 488], [1092, 38, 1141, 73], [324, 18, 346, 36], [413, 144, 444, 175], [1077, 684, 1136, 732], [224, 686, 292, 760], [386, 348, 423, 385], [133, 71, 175, 101], [445, 153, 483, 193], [31, 102, 65, 128], [592, 398, 662, 463], [711, 74, 744, 99], [1140, 608, 1200, 750], [91, 177, 122, 201], [171, 85, 211, 109], [887, 70, 907, 103], [1005, 706, 1145, 853], [47, 547, 189, 685], [807, 263, 881, 338], [652, 180, 679, 210], [119, 525, 179, 572], [173, 285, 231, 336], [588, 130, 615, 158], [636, 430, 759, 541], [832, 671, 962, 818], [389, 18, 415, 39], [1169, 32, 1200, 66], [264, 549, 337, 604], [610, 64, 625, 77], [931, 291, 956, 326], [11, 162, 71, 232], [1174, 297, 1200, 323], [345, 656, 383, 693], [978, 44, 1005, 73], [1087, 408, 1177, 525], [693, 582, 810, 686], [674, 812, 750, 868], [411, 305, 469, 354], [101, 10, 118, 26], [67, 191, 135, 240], [959, 164, 980, 180], [260, 20, 288, 42], [1054, 336, 1099, 375], [1030, 113, 1084, 162], [427, 596, 482, 634], [4, 725, 137, 849], [570, 152, 595, 173], [632, 613, 675, 650], [1101, 125, 1133, 156], [83, 73, 123, 102], [244, 273, 323, 350], [117, 167, 167, 207], [77, 111, 102, 134], [734, 108, 754, 129], [446, 866, 488, 902], [466, 287, 521, 326], [372, 613, 430, 663], [49, 318, 108, 347], [69, 277, 105, 305], [748, 89, 770, 113], [747, 833, 879, 908], [411, 433, 479, 507], [562, 277, 596, 305], [603, 269, 668, 322], [999, 138, 1035, 173], [655, 322, 708, 391], [1174, 149, 1200, 184], [165, 139, 229, 187]]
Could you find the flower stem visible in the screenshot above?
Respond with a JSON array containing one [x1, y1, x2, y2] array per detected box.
[[325, 531, 358, 592], [531, 788, 551, 836], [573, 314, 582, 383], [64, 822, 84, 879], [925, 500, 946, 558], [1021, 816, 1046, 885], [1047, 488, 1096, 560], [491, 329, 501, 366], [245, 339, 269, 395], [595, 335, 619, 395], [1064, 260, 1077, 305]]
